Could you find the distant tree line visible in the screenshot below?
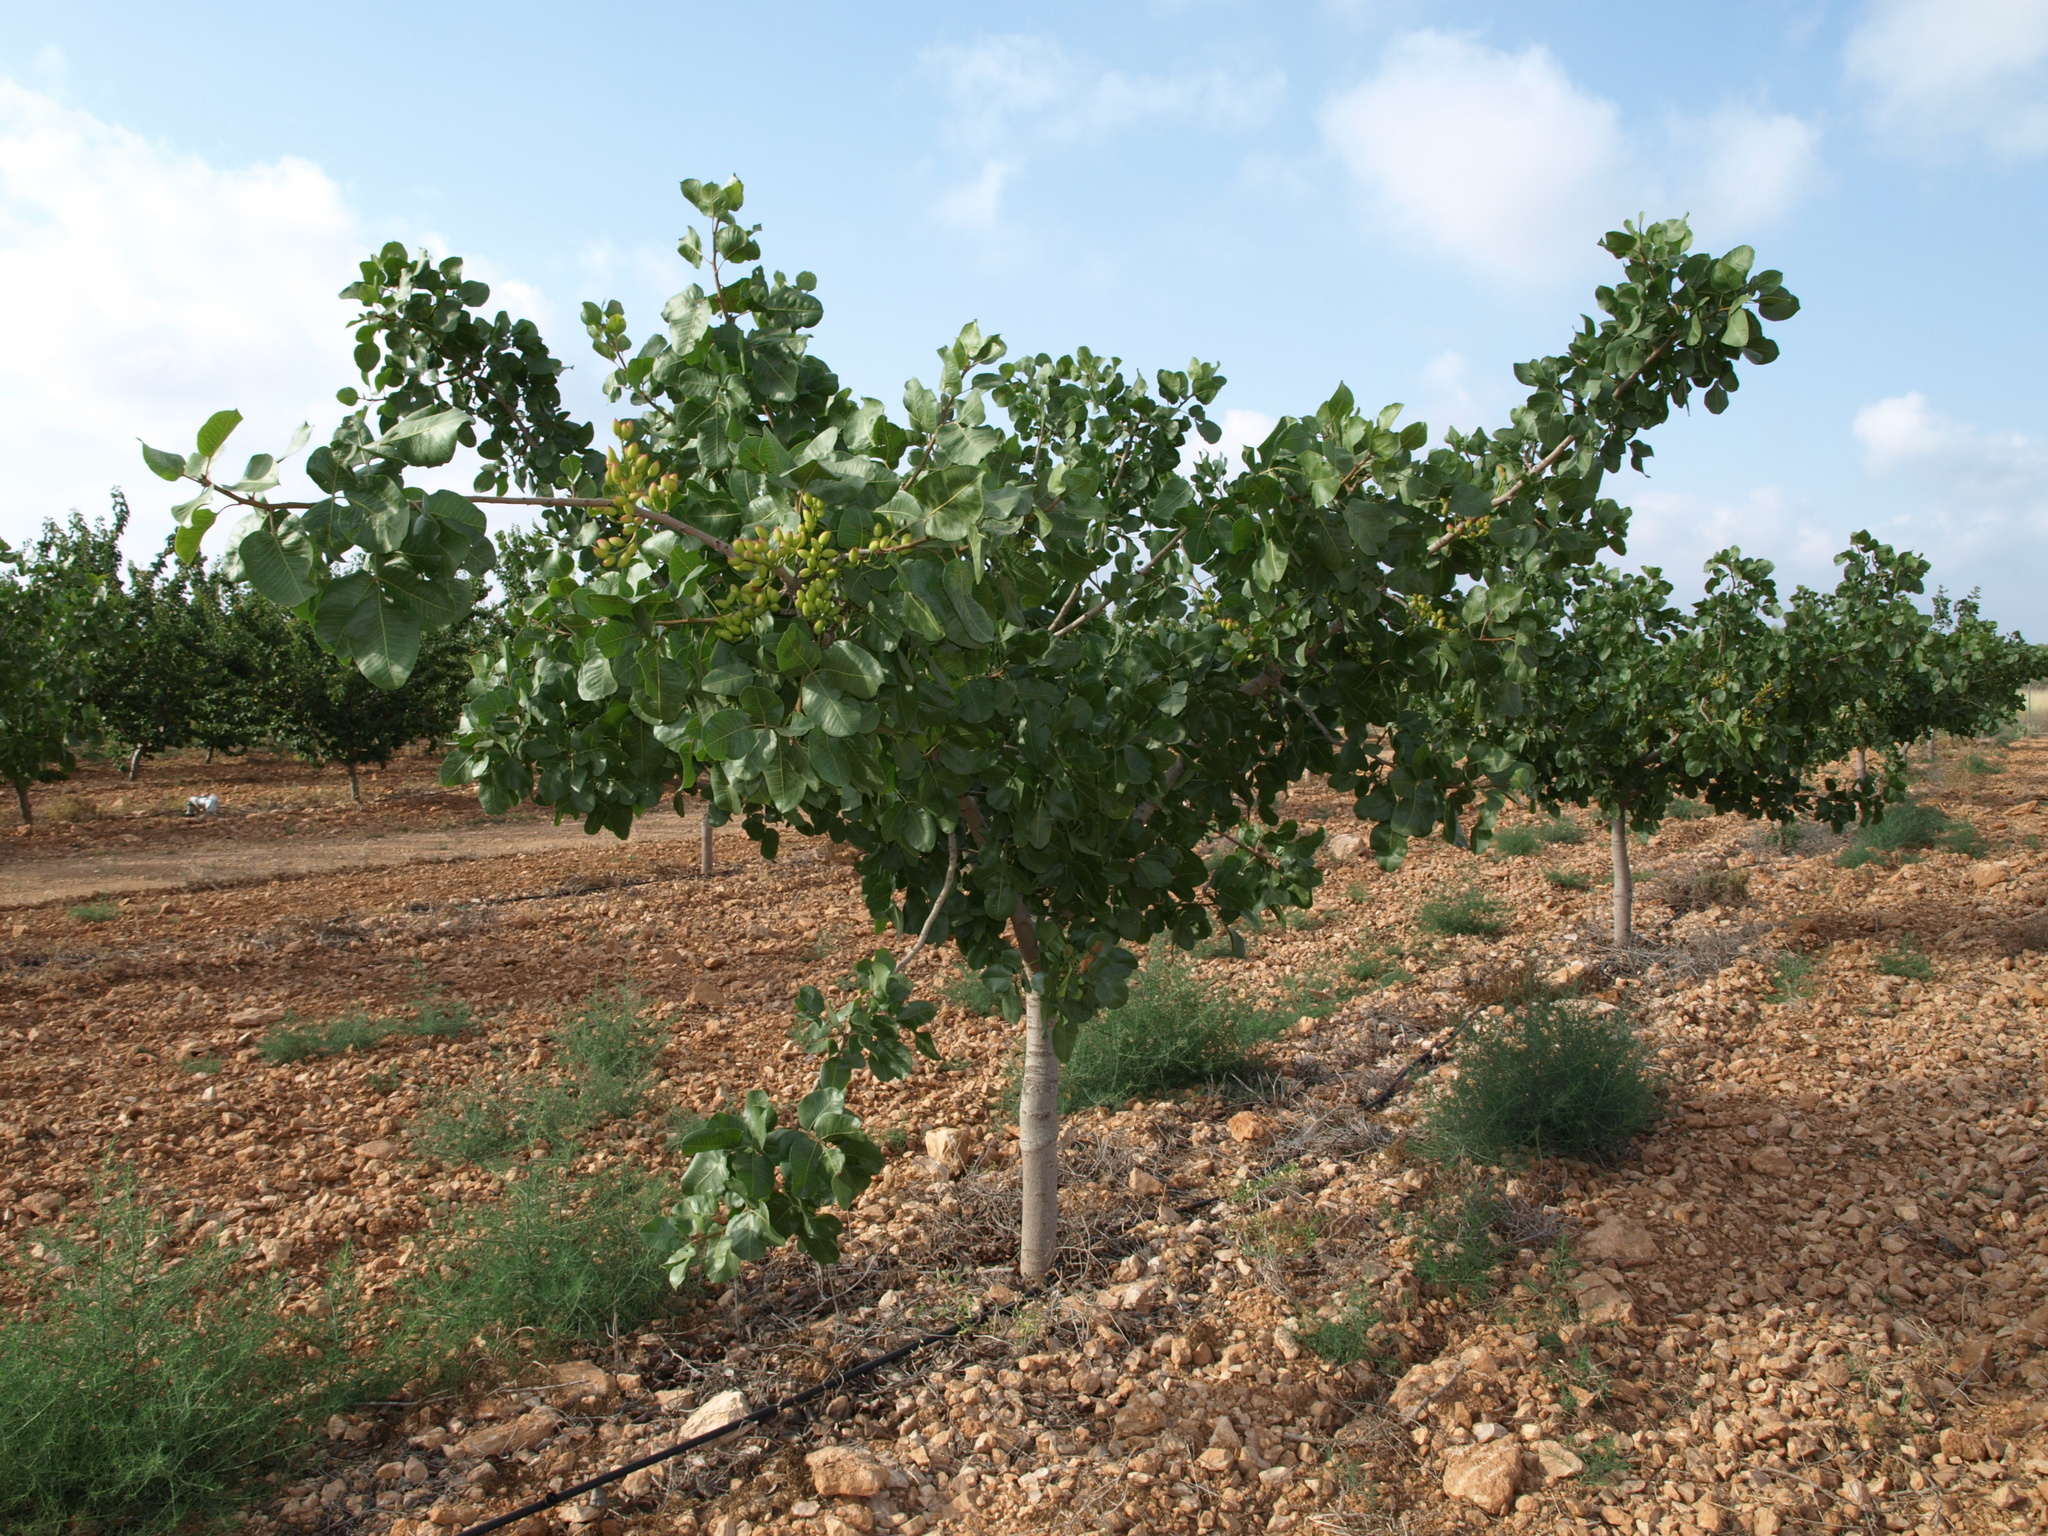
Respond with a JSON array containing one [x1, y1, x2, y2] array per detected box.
[[1, 491, 483, 820]]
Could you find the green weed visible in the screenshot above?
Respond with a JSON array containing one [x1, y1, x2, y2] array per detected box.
[[1415, 885, 1508, 938], [419, 988, 663, 1166], [1295, 1294, 1392, 1370], [1238, 1208, 1325, 1260], [1766, 952, 1817, 1003], [1549, 1345, 1615, 1418], [940, 965, 1004, 1015], [1963, 751, 2004, 776], [1407, 1185, 1509, 1296], [175, 1054, 223, 1076], [1663, 798, 1715, 821], [1343, 945, 1413, 987], [1878, 939, 1935, 981], [1421, 998, 1663, 1164], [1577, 1433, 1633, 1483], [1543, 868, 1591, 891], [0, 1183, 391, 1533], [407, 1158, 679, 1365], [66, 903, 118, 923], [1535, 816, 1587, 846], [1488, 827, 1540, 859], [1838, 798, 1983, 867], [1047, 945, 1284, 1112], [261, 997, 474, 1064]]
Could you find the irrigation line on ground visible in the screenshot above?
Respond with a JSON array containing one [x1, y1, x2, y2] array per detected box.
[[452, 1304, 1002, 1536]]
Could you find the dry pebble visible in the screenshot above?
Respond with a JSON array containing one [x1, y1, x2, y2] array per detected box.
[[7, 747, 2048, 1534]]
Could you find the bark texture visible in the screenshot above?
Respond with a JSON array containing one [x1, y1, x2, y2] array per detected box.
[[1011, 905, 1057, 1282], [1610, 813, 1634, 948], [701, 811, 715, 875]]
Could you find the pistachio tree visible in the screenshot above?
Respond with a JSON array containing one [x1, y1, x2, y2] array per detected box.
[[146, 185, 1795, 1279]]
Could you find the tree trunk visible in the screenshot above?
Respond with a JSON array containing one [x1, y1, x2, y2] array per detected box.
[[701, 810, 715, 875], [347, 762, 361, 803], [1853, 746, 1868, 783], [126, 745, 143, 780], [12, 781, 30, 826], [1610, 813, 1634, 948], [205, 746, 216, 765], [1011, 907, 1058, 1283]]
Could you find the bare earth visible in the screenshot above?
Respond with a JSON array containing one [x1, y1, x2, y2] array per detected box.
[[3, 745, 2046, 1536]]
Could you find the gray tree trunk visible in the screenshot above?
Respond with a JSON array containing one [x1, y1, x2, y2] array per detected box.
[[701, 810, 715, 875], [12, 782, 30, 826], [1610, 813, 1634, 948], [126, 745, 143, 780], [1011, 906, 1058, 1282], [1853, 746, 1868, 783], [347, 762, 361, 803]]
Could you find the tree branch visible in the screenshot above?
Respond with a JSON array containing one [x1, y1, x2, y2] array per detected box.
[[1050, 528, 1188, 638], [899, 830, 959, 967]]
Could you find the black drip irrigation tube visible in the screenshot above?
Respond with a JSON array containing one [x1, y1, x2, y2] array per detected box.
[[452, 1305, 999, 1536]]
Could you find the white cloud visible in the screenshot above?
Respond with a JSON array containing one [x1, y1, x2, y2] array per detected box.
[[918, 35, 1284, 232], [1625, 484, 1844, 593], [0, 79, 362, 556], [1852, 392, 2048, 557], [1318, 33, 1821, 279], [1845, 0, 2048, 156]]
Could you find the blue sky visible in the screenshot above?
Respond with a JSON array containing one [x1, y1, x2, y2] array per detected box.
[[3, 1, 2045, 631]]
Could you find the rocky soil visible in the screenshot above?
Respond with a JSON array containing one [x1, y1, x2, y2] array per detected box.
[[4, 744, 2048, 1536]]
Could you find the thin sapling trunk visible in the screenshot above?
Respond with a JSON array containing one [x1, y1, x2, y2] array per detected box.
[[1853, 746, 1868, 783], [347, 761, 361, 803], [1010, 906, 1058, 1283], [701, 810, 715, 875], [126, 745, 143, 780], [12, 782, 29, 826], [1610, 812, 1634, 948]]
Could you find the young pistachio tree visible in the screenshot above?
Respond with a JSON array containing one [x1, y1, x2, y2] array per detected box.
[[1504, 554, 1877, 946], [145, 183, 1797, 1280]]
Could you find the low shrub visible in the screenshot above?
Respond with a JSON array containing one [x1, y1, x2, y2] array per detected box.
[[1544, 868, 1591, 891], [67, 903, 118, 923], [1421, 999, 1662, 1164], [1534, 816, 1587, 845], [1838, 799, 1983, 867], [1963, 751, 2004, 776], [408, 1158, 680, 1365], [0, 1184, 388, 1533], [1416, 885, 1508, 938], [419, 988, 663, 1166], [1487, 827, 1540, 859], [1406, 1184, 1509, 1295], [1657, 865, 1750, 914], [1663, 798, 1715, 821], [45, 793, 100, 823], [1294, 1293, 1391, 1369], [261, 996, 474, 1064], [1343, 946, 1413, 986], [1878, 939, 1934, 981], [1053, 945, 1284, 1111], [1766, 953, 1817, 1004], [940, 965, 1004, 1015]]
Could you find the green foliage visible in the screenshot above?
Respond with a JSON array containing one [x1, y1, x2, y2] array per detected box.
[[1878, 939, 1934, 981], [1488, 826, 1540, 858], [409, 1158, 678, 1363], [1050, 945, 1284, 1111], [1407, 1185, 1509, 1296], [66, 903, 119, 923], [939, 964, 1003, 1016], [421, 988, 657, 1163], [1837, 798, 1982, 866], [1294, 1294, 1393, 1370], [1544, 868, 1591, 891], [793, 949, 939, 1080], [1765, 953, 1817, 1004], [260, 997, 473, 1063], [1416, 885, 1508, 938], [1343, 944, 1414, 987], [1422, 999, 1663, 1164], [154, 187, 1805, 1277], [1962, 750, 2003, 775], [0, 1184, 388, 1533], [1576, 1433, 1633, 1482], [1534, 816, 1587, 845]]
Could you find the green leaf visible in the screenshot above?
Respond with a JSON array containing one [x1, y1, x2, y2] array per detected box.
[[699, 708, 755, 760], [238, 522, 316, 607], [775, 622, 823, 673], [1720, 309, 1751, 349], [344, 593, 422, 688], [662, 285, 713, 353], [140, 442, 187, 482], [577, 645, 619, 701], [171, 501, 217, 564], [942, 561, 995, 644], [195, 409, 243, 459], [635, 648, 690, 722], [818, 639, 884, 699], [373, 407, 469, 468], [675, 1116, 745, 1155], [801, 682, 879, 738], [915, 465, 984, 540]]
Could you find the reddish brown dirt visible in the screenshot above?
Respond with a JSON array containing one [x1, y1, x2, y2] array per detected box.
[[4, 745, 2046, 1536]]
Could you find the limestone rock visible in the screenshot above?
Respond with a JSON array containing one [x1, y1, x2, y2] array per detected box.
[[807, 1444, 887, 1498], [679, 1389, 750, 1443], [1128, 1167, 1165, 1198], [1581, 1216, 1658, 1267], [1326, 834, 1363, 863], [1442, 1437, 1523, 1515], [923, 1127, 968, 1175], [1572, 1274, 1636, 1327], [2012, 1304, 2048, 1348], [1528, 1440, 1584, 1483], [1113, 1401, 1166, 1438], [1748, 1145, 1795, 1178], [547, 1360, 615, 1407], [687, 976, 725, 1008], [1226, 1111, 1267, 1143], [450, 1409, 560, 1460], [1389, 1357, 1466, 1421], [354, 1138, 399, 1161]]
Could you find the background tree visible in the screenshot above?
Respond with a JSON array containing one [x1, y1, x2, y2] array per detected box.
[[0, 502, 125, 822], [150, 186, 1798, 1281]]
